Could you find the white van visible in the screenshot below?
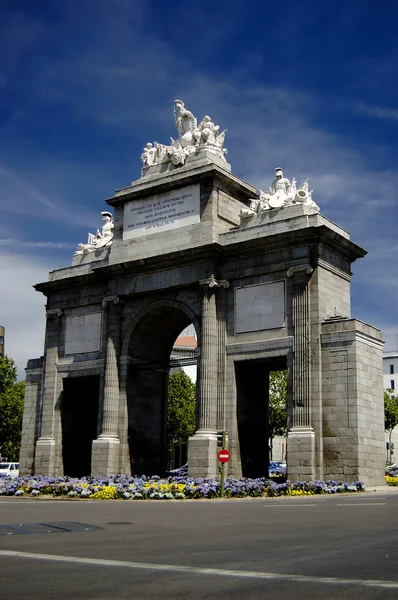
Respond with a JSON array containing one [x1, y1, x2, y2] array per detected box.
[[0, 463, 19, 478]]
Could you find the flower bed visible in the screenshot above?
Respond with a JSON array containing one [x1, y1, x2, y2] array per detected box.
[[0, 475, 364, 499], [385, 466, 398, 485]]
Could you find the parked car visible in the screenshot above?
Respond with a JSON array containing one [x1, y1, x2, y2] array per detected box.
[[269, 461, 287, 476], [0, 463, 19, 478], [165, 463, 188, 477]]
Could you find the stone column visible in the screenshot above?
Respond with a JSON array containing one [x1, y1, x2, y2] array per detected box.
[[117, 358, 131, 477], [286, 265, 316, 481], [34, 308, 63, 476], [188, 275, 229, 478], [91, 296, 121, 476]]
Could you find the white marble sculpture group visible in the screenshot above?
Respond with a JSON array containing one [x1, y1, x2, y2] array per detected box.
[[241, 167, 319, 217], [140, 100, 227, 169], [74, 105, 321, 258], [74, 211, 114, 255]]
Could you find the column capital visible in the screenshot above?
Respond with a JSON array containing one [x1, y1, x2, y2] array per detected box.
[[102, 295, 120, 309], [287, 264, 313, 278], [46, 308, 63, 318], [200, 274, 230, 289]]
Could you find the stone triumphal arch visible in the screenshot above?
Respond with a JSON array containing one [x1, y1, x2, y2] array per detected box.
[[20, 100, 386, 485]]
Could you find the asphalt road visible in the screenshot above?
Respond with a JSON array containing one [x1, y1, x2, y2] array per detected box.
[[0, 491, 397, 600]]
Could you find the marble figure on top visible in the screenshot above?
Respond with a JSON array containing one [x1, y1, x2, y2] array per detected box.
[[241, 167, 319, 217], [74, 211, 114, 256], [141, 100, 228, 172]]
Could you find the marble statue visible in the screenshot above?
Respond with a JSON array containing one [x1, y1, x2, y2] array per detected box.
[[173, 99, 197, 148], [141, 100, 228, 171], [241, 168, 319, 217], [140, 143, 157, 166], [193, 115, 227, 155], [74, 212, 114, 255]]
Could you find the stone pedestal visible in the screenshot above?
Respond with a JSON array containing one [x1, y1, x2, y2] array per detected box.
[[188, 432, 218, 479], [91, 436, 120, 477], [34, 437, 56, 476], [287, 427, 316, 481]]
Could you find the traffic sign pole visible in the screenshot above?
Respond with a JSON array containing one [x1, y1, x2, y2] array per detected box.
[[220, 431, 227, 498]]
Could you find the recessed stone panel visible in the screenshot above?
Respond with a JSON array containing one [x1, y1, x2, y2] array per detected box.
[[235, 281, 285, 333], [123, 184, 200, 240], [64, 313, 102, 355]]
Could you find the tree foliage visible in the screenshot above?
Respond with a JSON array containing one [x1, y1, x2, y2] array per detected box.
[[269, 370, 287, 449], [384, 390, 398, 465], [385, 390, 398, 434], [0, 356, 25, 461], [167, 371, 196, 448]]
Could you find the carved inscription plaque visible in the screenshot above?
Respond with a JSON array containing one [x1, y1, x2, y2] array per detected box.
[[123, 184, 200, 240], [235, 281, 285, 333]]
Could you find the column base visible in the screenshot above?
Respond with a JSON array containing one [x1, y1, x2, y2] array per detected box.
[[91, 436, 120, 476], [34, 437, 56, 476], [287, 427, 316, 482], [188, 431, 218, 479]]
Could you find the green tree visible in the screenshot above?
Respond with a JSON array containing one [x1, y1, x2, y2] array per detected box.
[[0, 356, 25, 461], [167, 371, 196, 467], [385, 390, 398, 465], [269, 370, 287, 459]]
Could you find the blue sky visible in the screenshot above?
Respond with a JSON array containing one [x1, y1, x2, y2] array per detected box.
[[1, 0, 398, 375]]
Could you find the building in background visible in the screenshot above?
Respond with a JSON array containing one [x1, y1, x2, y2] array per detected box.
[[383, 351, 398, 396], [383, 350, 398, 464], [170, 334, 197, 383]]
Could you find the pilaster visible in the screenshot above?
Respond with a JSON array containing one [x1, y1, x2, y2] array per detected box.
[[91, 295, 121, 476], [34, 308, 63, 475], [188, 275, 229, 478], [287, 265, 316, 481]]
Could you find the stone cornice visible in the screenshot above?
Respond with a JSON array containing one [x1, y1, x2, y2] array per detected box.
[[317, 257, 352, 282], [57, 359, 105, 373], [221, 225, 365, 263], [226, 336, 294, 356], [321, 330, 384, 350], [34, 243, 224, 296], [45, 308, 63, 318], [106, 162, 256, 207], [34, 225, 364, 297]]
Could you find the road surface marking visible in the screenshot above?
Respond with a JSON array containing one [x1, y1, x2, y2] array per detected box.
[[337, 503, 386, 506], [344, 497, 386, 500], [266, 504, 318, 507], [1, 550, 398, 590]]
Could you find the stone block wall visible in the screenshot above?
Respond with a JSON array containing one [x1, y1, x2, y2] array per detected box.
[[321, 318, 385, 486], [19, 358, 43, 475]]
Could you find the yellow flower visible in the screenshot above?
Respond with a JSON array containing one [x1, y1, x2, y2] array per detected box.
[[91, 486, 117, 499], [385, 475, 398, 484]]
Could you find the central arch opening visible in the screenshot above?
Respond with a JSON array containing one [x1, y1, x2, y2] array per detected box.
[[126, 302, 198, 476]]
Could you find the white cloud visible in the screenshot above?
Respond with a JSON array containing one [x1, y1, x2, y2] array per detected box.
[[0, 239, 75, 249], [0, 252, 61, 378], [0, 163, 99, 228], [356, 103, 398, 121]]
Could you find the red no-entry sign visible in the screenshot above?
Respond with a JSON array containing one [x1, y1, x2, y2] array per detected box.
[[218, 449, 230, 463]]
